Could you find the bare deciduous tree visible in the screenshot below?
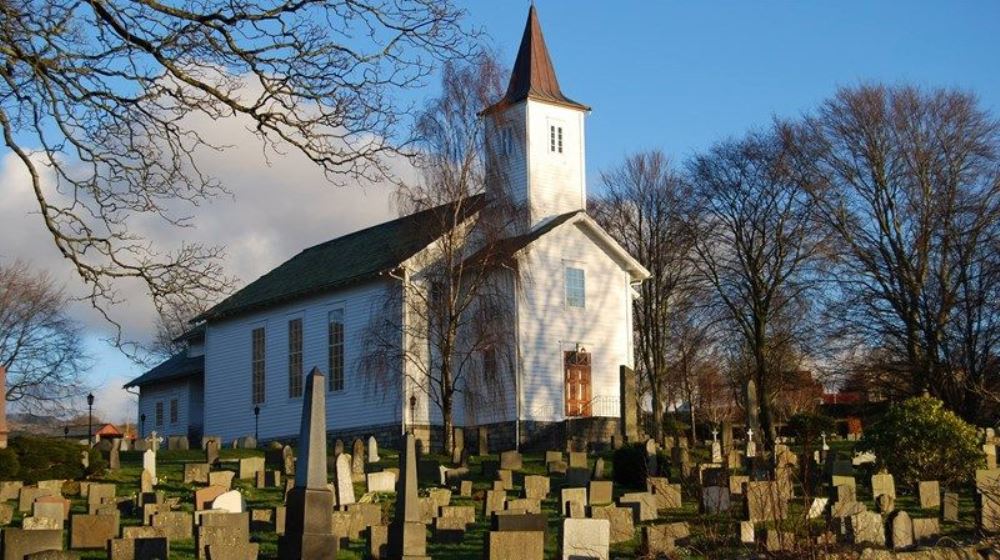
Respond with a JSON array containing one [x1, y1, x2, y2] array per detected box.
[[787, 84, 1000, 422], [360, 53, 521, 453], [592, 150, 699, 442], [0, 259, 91, 412], [687, 131, 826, 450], [1, 0, 476, 345], [149, 298, 213, 359]]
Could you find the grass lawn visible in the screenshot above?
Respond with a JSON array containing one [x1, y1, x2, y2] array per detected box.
[[11, 439, 985, 559]]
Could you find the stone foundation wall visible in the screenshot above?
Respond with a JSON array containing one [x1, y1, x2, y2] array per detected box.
[[261, 417, 622, 454]]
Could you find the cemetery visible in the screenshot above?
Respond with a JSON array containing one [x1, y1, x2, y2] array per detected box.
[[0, 372, 997, 559], [3, 2, 1000, 560]]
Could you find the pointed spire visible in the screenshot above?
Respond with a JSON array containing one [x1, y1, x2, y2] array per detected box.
[[483, 5, 589, 114]]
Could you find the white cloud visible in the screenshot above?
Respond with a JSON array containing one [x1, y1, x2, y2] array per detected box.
[[1, 105, 409, 418]]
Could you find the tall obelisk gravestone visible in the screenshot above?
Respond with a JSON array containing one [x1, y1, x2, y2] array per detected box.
[[389, 432, 428, 559], [279, 367, 337, 559]]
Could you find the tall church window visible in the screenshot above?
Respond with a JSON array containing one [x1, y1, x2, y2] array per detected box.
[[288, 318, 303, 398], [155, 401, 164, 427], [170, 398, 178, 424], [328, 309, 345, 392], [565, 267, 585, 308], [549, 125, 563, 153], [251, 327, 266, 404], [500, 127, 513, 155]]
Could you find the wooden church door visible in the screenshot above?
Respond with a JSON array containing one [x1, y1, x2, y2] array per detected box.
[[564, 350, 592, 417]]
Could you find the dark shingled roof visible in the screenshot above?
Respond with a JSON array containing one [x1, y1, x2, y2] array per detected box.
[[124, 352, 203, 389], [195, 194, 488, 323], [482, 5, 589, 115]]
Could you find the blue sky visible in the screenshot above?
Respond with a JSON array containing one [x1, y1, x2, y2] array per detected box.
[[60, 1, 1000, 418]]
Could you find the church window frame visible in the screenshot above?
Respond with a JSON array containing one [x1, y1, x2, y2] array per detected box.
[[565, 266, 586, 308]]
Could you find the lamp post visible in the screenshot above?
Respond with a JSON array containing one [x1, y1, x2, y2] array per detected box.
[[140, 414, 146, 439], [86, 393, 95, 444], [253, 406, 260, 443]]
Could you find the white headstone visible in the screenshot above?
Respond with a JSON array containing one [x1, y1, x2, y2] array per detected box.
[[561, 518, 610, 560], [808, 497, 829, 519], [367, 436, 380, 463], [142, 449, 157, 483], [210, 490, 246, 513], [335, 454, 356, 506], [366, 471, 397, 493], [821, 432, 830, 451]]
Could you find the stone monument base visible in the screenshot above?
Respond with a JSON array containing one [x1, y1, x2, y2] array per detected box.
[[279, 487, 338, 559], [388, 521, 428, 559]]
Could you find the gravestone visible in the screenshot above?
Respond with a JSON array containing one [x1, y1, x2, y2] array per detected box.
[[195, 486, 228, 510], [619, 365, 638, 442], [108, 439, 121, 471], [618, 493, 657, 522], [184, 463, 211, 484], [478, 427, 489, 456], [807, 497, 829, 519], [152, 511, 193, 540], [647, 478, 682, 509], [890, 510, 914, 550], [351, 439, 365, 475], [211, 490, 245, 513], [523, 476, 549, 501], [943, 492, 960, 522], [487, 530, 544, 560], [278, 367, 338, 560], [591, 505, 634, 544], [2, 528, 62, 559], [70, 513, 119, 549], [745, 481, 787, 522], [281, 445, 295, 476], [367, 472, 397, 493], [334, 454, 356, 506], [238, 457, 264, 480], [499, 451, 522, 471], [918, 480, 940, 509], [702, 486, 731, 513], [451, 429, 464, 465], [562, 518, 610, 560], [592, 458, 605, 480], [208, 471, 234, 490], [589, 481, 613, 505], [142, 449, 156, 484], [912, 517, 940, 542], [848, 511, 885, 546], [560, 488, 587, 517], [205, 439, 219, 466], [108, 536, 169, 560], [333, 439, 344, 457], [140, 470, 154, 494], [367, 436, 380, 463], [388, 432, 427, 559], [872, 472, 896, 500]]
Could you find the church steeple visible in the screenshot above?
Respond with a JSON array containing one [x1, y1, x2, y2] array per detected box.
[[484, 5, 589, 229], [484, 5, 589, 114]]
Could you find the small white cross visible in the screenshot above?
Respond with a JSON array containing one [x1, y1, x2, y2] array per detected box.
[[711, 428, 719, 442]]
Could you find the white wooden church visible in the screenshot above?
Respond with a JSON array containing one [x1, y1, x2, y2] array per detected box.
[[125, 6, 649, 450]]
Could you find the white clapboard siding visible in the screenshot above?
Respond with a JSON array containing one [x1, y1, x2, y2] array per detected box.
[[203, 278, 403, 441], [517, 221, 631, 422], [138, 378, 196, 438], [523, 100, 587, 227]]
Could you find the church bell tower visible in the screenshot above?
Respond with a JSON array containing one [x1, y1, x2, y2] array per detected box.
[[483, 5, 590, 230]]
